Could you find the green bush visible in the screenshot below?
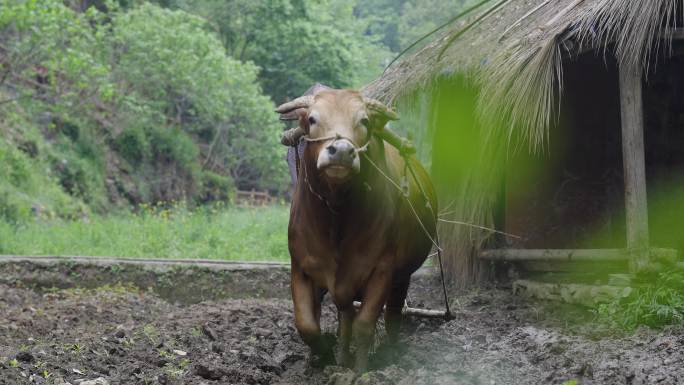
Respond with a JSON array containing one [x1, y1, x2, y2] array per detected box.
[[106, 3, 287, 194], [597, 270, 684, 330], [0, 0, 288, 214], [114, 126, 150, 164], [148, 127, 198, 171], [200, 171, 235, 203], [0, 138, 87, 223]]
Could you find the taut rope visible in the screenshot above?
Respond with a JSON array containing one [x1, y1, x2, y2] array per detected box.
[[290, 132, 453, 321], [362, 152, 453, 321]]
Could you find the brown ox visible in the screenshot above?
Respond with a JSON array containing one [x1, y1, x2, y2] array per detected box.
[[276, 87, 437, 372]]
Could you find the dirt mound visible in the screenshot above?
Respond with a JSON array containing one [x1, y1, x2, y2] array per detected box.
[[0, 261, 683, 384]]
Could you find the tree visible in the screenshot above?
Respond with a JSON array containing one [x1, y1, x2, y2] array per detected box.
[[106, 3, 289, 194], [0, 0, 289, 216], [353, 0, 408, 53], [174, 0, 392, 103], [398, 0, 472, 49]]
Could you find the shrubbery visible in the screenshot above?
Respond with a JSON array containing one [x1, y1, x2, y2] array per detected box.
[[0, 136, 87, 223], [597, 270, 684, 330], [0, 0, 287, 219]]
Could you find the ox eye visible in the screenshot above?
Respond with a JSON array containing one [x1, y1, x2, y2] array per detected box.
[[308, 116, 316, 125], [360, 118, 370, 127]]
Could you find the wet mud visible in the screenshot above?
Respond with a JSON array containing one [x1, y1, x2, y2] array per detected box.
[[0, 262, 682, 385]]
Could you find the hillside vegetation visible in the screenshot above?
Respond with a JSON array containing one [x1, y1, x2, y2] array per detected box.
[[0, 0, 471, 223], [1, 0, 288, 221], [0, 0, 473, 264]]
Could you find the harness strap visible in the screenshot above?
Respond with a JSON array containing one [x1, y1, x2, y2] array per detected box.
[[363, 152, 453, 321], [405, 159, 453, 321], [302, 133, 370, 154], [289, 135, 453, 321]]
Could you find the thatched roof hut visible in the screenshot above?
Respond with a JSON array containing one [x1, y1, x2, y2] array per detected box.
[[364, 0, 684, 285]]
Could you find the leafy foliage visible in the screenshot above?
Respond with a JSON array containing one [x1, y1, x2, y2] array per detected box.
[[175, 0, 392, 103], [0, 0, 470, 224], [597, 271, 684, 330], [105, 4, 287, 193], [0, 130, 87, 223], [397, 0, 473, 49], [0, 0, 287, 220]]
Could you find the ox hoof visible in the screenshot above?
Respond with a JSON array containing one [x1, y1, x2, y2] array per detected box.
[[353, 359, 368, 374], [310, 333, 336, 368], [336, 348, 353, 368], [325, 368, 357, 385], [310, 350, 336, 368]]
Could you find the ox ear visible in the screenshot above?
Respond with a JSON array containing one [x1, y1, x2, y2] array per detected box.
[[364, 97, 399, 127]]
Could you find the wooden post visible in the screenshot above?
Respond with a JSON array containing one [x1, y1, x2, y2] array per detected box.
[[619, 66, 649, 271]]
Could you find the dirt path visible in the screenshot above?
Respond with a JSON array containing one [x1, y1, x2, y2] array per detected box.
[[0, 261, 682, 385]]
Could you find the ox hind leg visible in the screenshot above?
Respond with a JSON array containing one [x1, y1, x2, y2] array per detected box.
[[350, 268, 393, 372], [336, 306, 354, 367], [291, 267, 334, 366], [384, 279, 410, 343]]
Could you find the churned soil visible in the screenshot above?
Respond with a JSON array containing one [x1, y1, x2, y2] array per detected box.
[[0, 261, 683, 385]]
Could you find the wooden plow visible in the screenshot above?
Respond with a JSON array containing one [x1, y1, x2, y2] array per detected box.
[[353, 301, 450, 319]]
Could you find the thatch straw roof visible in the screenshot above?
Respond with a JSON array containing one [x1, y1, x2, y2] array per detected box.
[[363, 0, 683, 285], [364, 0, 682, 151]]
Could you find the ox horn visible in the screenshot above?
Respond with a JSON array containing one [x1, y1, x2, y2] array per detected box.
[[276, 95, 314, 147], [364, 97, 399, 121], [275, 95, 314, 115]]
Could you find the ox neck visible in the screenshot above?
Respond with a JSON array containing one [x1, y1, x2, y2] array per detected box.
[[295, 140, 397, 251], [298, 151, 389, 217]]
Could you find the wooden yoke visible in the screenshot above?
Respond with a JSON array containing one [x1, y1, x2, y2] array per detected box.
[[375, 126, 416, 155]]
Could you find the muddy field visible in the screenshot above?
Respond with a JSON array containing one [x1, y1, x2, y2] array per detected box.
[[0, 261, 683, 385]]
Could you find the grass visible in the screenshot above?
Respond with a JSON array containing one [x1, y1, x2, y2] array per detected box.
[[596, 270, 684, 330], [0, 203, 290, 262]]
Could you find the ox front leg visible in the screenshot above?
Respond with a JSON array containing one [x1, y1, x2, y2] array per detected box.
[[291, 267, 334, 367], [352, 268, 392, 372]]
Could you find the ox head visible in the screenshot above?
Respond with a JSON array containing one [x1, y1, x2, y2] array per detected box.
[[276, 88, 398, 185]]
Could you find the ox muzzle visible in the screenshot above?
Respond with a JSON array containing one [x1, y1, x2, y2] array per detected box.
[[316, 138, 362, 181]]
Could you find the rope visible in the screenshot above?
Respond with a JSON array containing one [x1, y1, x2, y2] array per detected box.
[[302, 133, 370, 154], [291, 135, 454, 321], [362, 153, 453, 321], [383, 0, 496, 74], [404, 160, 453, 321], [438, 219, 522, 240], [297, 145, 340, 215], [362, 155, 441, 252]]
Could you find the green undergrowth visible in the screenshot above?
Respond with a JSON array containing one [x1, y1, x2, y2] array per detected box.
[[0, 123, 91, 223], [596, 270, 684, 330], [0, 203, 289, 262]]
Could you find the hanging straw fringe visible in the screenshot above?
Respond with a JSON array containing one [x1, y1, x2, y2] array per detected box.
[[363, 0, 684, 287]]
